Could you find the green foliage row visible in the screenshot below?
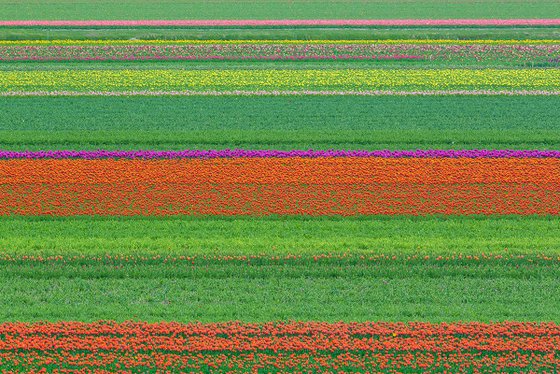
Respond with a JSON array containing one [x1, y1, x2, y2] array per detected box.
[[0, 257, 557, 322], [3, 216, 559, 256], [2, 216, 558, 322], [3, 27, 560, 41], [3, 96, 559, 150], [2, 55, 557, 69]]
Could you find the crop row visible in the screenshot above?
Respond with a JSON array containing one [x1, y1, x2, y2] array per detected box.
[[2, 215, 558, 257], [7, 158, 560, 183], [2, 149, 560, 159], [2, 69, 559, 94], [7, 90, 560, 97], [0, 43, 418, 62], [0, 253, 556, 265], [2, 96, 558, 151], [0, 258, 557, 322], [0, 321, 557, 371], [3, 19, 560, 26], [2, 0, 559, 21], [1, 350, 558, 372], [1, 158, 559, 215], [2, 255, 558, 280], [2, 43, 559, 65], [4, 39, 560, 45]]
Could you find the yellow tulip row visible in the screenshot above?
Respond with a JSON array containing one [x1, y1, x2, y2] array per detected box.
[[1, 69, 559, 93]]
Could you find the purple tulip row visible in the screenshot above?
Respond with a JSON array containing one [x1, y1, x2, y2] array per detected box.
[[1, 149, 559, 159]]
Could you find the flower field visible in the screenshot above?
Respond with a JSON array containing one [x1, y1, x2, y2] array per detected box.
[[0, 321, 558, 371], [2, 41, 560, 67], [3, 68, 560, 95], [2, 156, 560, 216], [1, 1, 560, 372]]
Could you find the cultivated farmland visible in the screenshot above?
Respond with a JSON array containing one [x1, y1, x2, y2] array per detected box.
[[1, 1, 559, 371]]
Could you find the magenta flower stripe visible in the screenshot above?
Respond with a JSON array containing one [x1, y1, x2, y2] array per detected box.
[[2, 19, 560, 27], [2, 149, 560, 160]]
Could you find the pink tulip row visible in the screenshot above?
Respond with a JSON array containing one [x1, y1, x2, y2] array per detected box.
[[2, 19, 560, 26], [0, 43, 423, 61], [5, 55, 420, 61], [2, 43, 558, 63]]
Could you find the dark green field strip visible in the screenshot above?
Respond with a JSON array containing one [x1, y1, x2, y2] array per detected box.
[[0, 259, 557, 322], [2, 0, 559, 21], [2, 96, 559, 150], [2, 216, 559, 256], [3, 27, 560, 41], [5, 130, 558, 151]]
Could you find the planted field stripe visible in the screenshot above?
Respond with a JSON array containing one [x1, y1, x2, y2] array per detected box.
[[1, 216, 559, 256], [2, 0, 559, 21], [5, 90, 560, 96], [1, 157, 559, 215], [2, 69, 559, 94], [3, 19, 560, 27], [0, 321, 557, 371], [2, 42, 559, 66], [2, 95, 559, 151], [4, 39, 560, 45], [0, 257, 558, 321], [3, 39, 560, 45], [2, 158, 559, 184], [2, 149, 560, 159]]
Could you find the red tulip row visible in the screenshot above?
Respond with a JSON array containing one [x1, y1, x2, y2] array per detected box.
[[0, 321, 557, 371]]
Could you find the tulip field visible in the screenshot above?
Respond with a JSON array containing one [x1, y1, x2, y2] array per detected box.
[[1, 1, 560, 371], [0, 321, 559, 372]]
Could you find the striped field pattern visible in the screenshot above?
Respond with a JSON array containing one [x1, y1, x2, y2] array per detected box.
[[1, 5, 560, 371]]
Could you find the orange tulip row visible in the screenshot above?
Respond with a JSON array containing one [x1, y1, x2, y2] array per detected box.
[[2, 158, 559, 184], [1, 158, 559, 215]]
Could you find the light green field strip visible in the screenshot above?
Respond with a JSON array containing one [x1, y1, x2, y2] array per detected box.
[[0, 259, 558, 322], [2, 216, 559, 256], [1, 216, 559, 322], [1, 0, 559, 21], [1, 69, 559, 94]]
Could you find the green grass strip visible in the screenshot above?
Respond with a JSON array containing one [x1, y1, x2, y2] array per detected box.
[[3, 27, 560, 41], [1, 0, 559, 20], [0, 257, 558, 322], [2, 95, 559, 150], [1, 57, 557, 70], [2, 216, 559, 257]]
